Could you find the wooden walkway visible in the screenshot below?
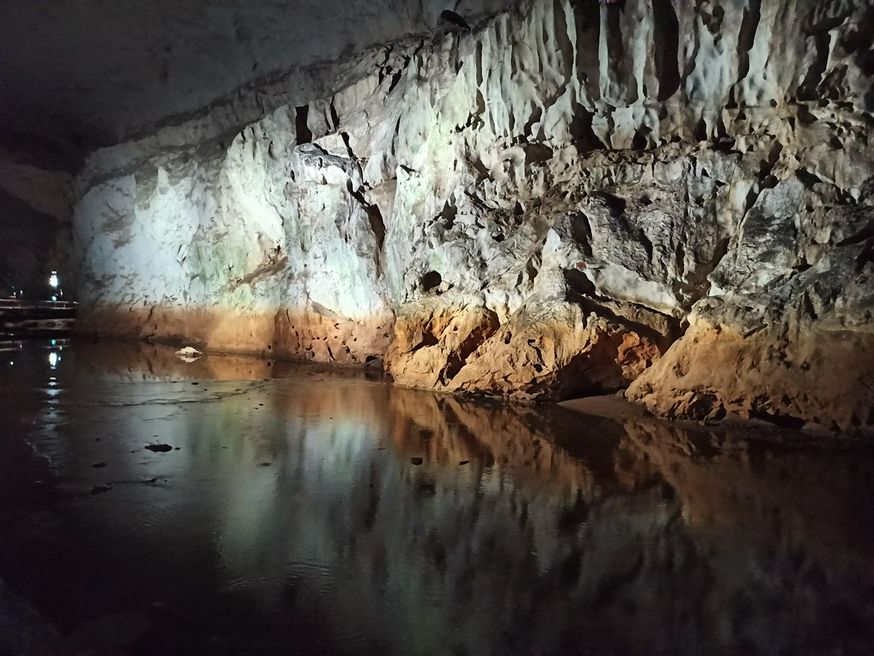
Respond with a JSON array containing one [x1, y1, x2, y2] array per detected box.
[[0, 299, 77, 336]]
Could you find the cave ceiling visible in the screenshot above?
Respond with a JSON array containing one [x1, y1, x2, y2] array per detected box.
[[0, 0, 516, 168]]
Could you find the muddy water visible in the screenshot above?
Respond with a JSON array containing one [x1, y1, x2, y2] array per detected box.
[[1, 340, 873, 655]]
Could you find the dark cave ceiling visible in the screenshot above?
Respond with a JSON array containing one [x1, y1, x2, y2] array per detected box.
[[0, 0, 517, 168]]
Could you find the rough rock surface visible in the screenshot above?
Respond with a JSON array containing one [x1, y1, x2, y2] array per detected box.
[[71, 0, 874, 432]]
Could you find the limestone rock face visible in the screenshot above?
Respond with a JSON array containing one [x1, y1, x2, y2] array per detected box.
[[71, 0, 874, 432]]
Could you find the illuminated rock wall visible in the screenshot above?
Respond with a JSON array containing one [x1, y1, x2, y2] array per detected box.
[[72, 0, 874, 431]]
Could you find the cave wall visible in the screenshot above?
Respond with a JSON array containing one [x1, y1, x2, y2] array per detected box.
[[71, 0, 874, 432], [0, 158, 73, 296]]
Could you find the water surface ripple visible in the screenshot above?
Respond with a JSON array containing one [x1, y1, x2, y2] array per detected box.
[[1, 341, 873, 655]]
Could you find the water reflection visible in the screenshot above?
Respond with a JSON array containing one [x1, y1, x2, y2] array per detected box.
[[1, 341, 873, 655]]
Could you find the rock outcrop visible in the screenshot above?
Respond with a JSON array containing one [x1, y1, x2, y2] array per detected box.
[[71, 0, 874, 432]]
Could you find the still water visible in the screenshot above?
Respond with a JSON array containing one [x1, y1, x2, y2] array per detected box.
[[1, 340, 873, 655]]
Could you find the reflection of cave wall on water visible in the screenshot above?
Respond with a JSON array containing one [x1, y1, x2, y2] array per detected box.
[[217, 399, 874, 655], [67, 0, 874, 432], [36, 347, 871, 655]]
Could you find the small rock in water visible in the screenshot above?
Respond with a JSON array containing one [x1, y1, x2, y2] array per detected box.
[[175, 346, 202, 363], [92, 462, 107, 468], [259, 462, 272, 467], [145, 444, 173, 453], [410, 457, 424, 465], [91, 484, 112, 494]]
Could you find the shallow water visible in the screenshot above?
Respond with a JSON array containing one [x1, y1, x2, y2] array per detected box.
[[1, 339, 873, 655]]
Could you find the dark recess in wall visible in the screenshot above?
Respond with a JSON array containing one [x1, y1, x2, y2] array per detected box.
[[0, 189, 63, 295], [652, 0, 680, 101], [421, 271, 442, 292], [295, 106, 313, 144]]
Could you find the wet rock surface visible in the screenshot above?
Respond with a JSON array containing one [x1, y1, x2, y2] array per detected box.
[[1, 340, 873, 654], [68, 0, 874, 431]]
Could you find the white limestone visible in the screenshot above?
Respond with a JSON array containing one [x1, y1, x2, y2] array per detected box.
[[70, 0, 874, 431]]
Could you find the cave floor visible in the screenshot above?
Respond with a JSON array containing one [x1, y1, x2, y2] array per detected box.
[[1, 339, 873, 655]]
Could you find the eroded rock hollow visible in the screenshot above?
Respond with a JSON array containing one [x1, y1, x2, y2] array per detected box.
[[71, 0, 874, 432]]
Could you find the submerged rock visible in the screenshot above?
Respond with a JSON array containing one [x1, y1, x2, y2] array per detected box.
[[145, 444, 174, 453]]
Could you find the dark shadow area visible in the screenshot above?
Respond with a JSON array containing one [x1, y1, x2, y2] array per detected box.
[[295, 105, 312, 144], [652, 0, 680, 101]]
